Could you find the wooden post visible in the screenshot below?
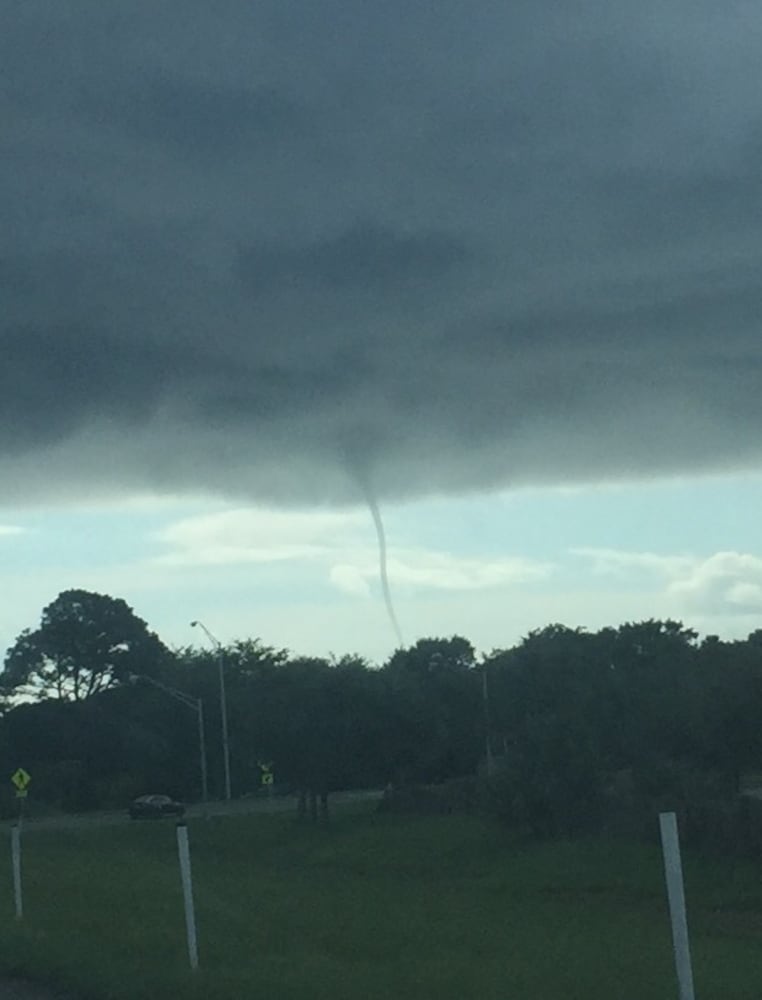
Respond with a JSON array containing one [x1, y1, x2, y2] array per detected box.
[[176, 823, 199, 971], [11, 825, 22, 920], [659, 812, 695, 1000]]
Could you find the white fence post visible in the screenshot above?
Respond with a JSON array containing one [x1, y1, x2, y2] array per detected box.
[[11, 824, 22, 920], [176, 822, 199, 971], [659, 811, 695, 1000]]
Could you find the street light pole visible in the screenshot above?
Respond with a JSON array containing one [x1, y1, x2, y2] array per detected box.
[[191, 620, 232, 801], [130, 674, 209, 811]]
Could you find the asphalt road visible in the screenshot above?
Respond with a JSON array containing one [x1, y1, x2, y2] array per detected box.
[[1, 788, 381, 832]]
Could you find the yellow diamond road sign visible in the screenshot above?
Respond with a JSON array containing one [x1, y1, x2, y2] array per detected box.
[[11, 768, 31, 792], [258, 761, 274, 786]]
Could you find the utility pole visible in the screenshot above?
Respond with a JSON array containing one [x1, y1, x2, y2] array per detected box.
[[191, 620, 232, 801], [130, 674, 208, 811]]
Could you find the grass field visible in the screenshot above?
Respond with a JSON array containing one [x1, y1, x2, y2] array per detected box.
[[1, 804, 762, 999]]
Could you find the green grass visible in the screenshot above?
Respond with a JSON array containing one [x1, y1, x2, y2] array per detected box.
[[1, 805, 762, 999]]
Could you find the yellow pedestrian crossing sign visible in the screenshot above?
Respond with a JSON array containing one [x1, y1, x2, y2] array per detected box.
[[258, 761, 274, 786], [11, 769, 31, 792]]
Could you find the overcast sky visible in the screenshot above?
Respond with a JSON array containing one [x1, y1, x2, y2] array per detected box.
[[2, 2, 761, 659]]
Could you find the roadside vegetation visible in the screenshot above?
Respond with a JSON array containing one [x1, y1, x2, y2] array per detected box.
[[3, 591, 762, 844], [2, 807, 762, 1000], [4, 592, 762, 996]]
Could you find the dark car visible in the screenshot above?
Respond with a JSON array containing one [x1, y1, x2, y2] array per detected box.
[[128, 794, 185, 820]]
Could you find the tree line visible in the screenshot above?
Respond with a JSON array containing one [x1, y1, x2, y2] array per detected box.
[[2, 589, 762, 832]]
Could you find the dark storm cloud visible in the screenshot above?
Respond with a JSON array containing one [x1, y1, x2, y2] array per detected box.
[[81, 78, 309, 159], [2, 0, 762, 506], [237, 223, 469, 294]]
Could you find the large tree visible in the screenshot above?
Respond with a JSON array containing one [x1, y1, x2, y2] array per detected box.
[[382, 636, 481, 783], [2, 589, 169, 702]]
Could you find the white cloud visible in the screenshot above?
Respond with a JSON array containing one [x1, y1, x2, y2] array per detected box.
[[0, 525, 24, 537], [726, 582, 762, 608], [573, 546, 762, 617], [383, 550, 553, 592], [329, 564, 372, 598], [570, 547, 694, 579], [667, 551, 762, 614], [151, 507, 367, 567], [149, 506, 552, 596], [326, 548, 552, 596]]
